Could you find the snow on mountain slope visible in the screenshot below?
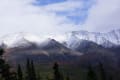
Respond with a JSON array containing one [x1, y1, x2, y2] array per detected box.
[[0, 32, 47, 48], [46, 30, 120, 48], [0, 29, 120, 48], [63, 29, 120, 48]]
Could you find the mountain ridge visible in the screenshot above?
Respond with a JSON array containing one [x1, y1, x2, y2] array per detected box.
[[0, 29, 120, 69], [0, 29, 120, 48]]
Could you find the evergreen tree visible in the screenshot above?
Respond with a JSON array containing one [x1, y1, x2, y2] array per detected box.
[[87, 65, 97, 80], [26, 59, 37, 80], [2, 63, 12, 80], [10, 71, 17, 80], [37, 72, 41, 80], [66, 76, 70, 80], [31, 60, 37, 80], [46, 76, 51, 80], [53, 62, 63, 80], [0, 48, 5, 72], [0, 48, 13, 80], [0, 48, 17, 80], [0, 48, 4, 55], [99, 63, 106, 80], [109, 76, 113, 80], [17, 64, 23, 80], [0, 49, 5, 77], [26, 58, 32, 80]]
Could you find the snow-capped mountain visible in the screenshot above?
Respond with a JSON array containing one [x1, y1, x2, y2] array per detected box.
[[0, 32, 48, 48], [0, 29, 120, 48], [2, 33, 82, 63], [62, 29, 120, 48], [1, 30, 120, 66]]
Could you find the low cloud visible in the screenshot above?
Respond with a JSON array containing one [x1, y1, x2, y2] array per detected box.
[[0, 0, 88, 36], [0, 0, 119, 37], [82, 0, 120, 32]]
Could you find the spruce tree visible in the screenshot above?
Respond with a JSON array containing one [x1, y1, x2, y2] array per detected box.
[[2, 63, 12, 80], [26, 58, 31, 80], [53, 62, 63, 80], [87, 65, 97, 80], [17, 64, 23, 80], [66, 76, 70, 80], [10, 71, 17, 80], [0, 48, 5, 75], [26, 59, 37, 80], [46, 76, 51, 80], [0, 48, 13, 80], [37, 72, 41, 80], [109, 76, 113, 80], [99, 62, 106, 80], [31, 60, 37, 80], [0, 48, 10, 80]]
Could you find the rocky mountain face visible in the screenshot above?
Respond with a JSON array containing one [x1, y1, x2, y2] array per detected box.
[[62, 29, 120, 48], [2, 37, 82, 65], [0, 29, 120, 48], [0, 29, 120, 68]]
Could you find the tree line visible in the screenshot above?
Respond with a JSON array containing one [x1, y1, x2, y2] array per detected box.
[[0, 48, 112, 80]]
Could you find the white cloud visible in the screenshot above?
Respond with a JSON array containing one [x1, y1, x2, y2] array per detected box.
[[82, 0, 120, 32], [0, 0, 82, 37], [0, 0, 119, 37], [42, 0, 84, 12]]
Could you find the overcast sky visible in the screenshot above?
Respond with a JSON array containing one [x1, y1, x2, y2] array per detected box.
[[0, 0, 120, 36]]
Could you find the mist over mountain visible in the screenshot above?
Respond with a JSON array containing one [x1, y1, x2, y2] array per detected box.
[[63, 29, 120, 48], [0, 29, 120, 49], [0, 29, 120, 68]]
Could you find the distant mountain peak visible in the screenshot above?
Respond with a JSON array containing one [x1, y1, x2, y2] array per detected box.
[[0, 32, 47, 48], [64, 29, 120, 48], [0, 29, 120, 48]]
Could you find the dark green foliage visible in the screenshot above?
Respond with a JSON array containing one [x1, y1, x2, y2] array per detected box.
[[26, 58, 31, 80], [10, 71, 17, 80], [98, 63, 106, 80], [0, 48, 118, 80], [31, 60, 37, 80], [0, 48, 15, 80], [0, 48, 4, 56], [46, 76, 51, 80], [109, 76, 113, 80], [26, 59, 37, 80], [66, 76, 70, 80], [17, 64, 23, 80], [36, 72, 41, 80], [87, 65, 97, 80], [2, 64, 12, 80], [53, 62, 63, 80]]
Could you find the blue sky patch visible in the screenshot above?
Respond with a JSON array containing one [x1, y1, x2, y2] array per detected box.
[[67, 13, 88, 25], [33, 0, 66, 6], [32, 0, 95, 25]]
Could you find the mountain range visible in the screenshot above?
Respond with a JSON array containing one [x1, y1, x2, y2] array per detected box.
[[0, 29, 120, 68], [0, 29, 120, 48]]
